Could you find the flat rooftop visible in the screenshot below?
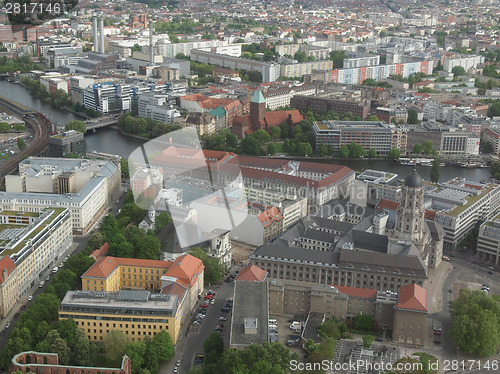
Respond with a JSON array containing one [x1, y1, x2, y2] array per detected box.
[[230, 281, 269, 347], [60, 290, 178, 316]]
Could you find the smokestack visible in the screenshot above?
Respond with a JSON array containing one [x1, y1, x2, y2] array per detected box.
[[149, 20, 154, 65], [99, 16, 105, 53], [92, 16, 98, 53]]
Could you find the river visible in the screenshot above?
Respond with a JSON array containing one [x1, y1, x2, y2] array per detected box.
[[0, 80, 492, 182]]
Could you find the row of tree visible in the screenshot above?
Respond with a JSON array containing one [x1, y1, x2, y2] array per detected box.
[[103, 330, 174, 374], [195, 333, 298, 374], [0, 246, 96, 367], [0, 122, 26, 132], [117, 113, 182, 138]]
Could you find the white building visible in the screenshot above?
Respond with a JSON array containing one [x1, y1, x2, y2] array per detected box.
[[443, 55, 485, 73], [138, 94, 181, 123]]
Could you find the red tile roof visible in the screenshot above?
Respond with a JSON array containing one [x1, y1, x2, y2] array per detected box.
[[235, 265, 267, 282], [0, 257, 15, 284], [425, 210, 436, 220], [90, 242, 109, 261], [163, 254, 204, 287], [262, 110, 303, 127], [333, 284, 378, 299], [257, 206, 283, 228], [375, 199, 399, 211], [82, 256, 121, 279], [395, 284, 428, 312]]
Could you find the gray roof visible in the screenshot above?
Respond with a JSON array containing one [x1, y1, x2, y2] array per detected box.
[[351, 230, 388, 253], [301, 312, 325, 344], [339, 249, 428, 278], [405, 171, 423, 188], [426, 220, 445, 241], [230, 281, 269, 347], [252, 244, 340, 266]]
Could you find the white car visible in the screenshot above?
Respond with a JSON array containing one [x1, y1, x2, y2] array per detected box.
[[28, 296, 33, 301]]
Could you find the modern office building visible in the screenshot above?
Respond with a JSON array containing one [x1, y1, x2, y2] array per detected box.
[[477, 216, 500, 266], [262, 85, 316, 111], [313, 121, 407, 155], [432, 179, 500, 250], [47, 130, 86, 157], [0, 208, 72, 317], [138, 94, 181, 123], [5, 156, 121, 206]]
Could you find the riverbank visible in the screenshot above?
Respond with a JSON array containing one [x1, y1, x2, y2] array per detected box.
[[108, 125, 153, 141], [14, 78, 90, 120]]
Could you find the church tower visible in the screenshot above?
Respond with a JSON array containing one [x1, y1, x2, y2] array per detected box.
[[148, 205, 155, 225], [249, 90, 266, 131], [392, 170, 426, 243]]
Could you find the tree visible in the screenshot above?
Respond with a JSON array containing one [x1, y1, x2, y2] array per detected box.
[[452, 66, 466, 78], [293, 51, 307, 63], [422, 140, 434, 155], [449, 289, 500, 356], [37, 330, 71, 365], [17, 138, 26, 150], [431, 158, 440, 183], [368, 148, 377, 158], [490, 160, 500, 180], [354, 313, 373, 331], [413, 144, 422, 154], [65, 120, 86, 134], [189, 247, 224, 285], [154, 212, 172, 235], [121, 158, 130, 179], [388, 148, 401, 159], [379, 30, 387, 38], [366, 115, 379, 121], [103, 330, 129, 366], [488, 101, 500, 118], [150, 330, 175, 362], [481, 140, 493, 154], [267, 142, 277, 155], [270, 126, 281, 140], [204, 332, 224, 366], [348, 142, 365, 158], [407, 108, 420, 124], [362, 335, 375, 348], [339, 145, 349, 158], [252, 129, 271, 143], [125, 341, 147, 373], [241, 136, 262, 155], [88, 232, 105, 250]]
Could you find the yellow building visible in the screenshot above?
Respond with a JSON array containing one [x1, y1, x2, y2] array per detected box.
[[59, 289, 181, 344], [62, 254, 204, 344]]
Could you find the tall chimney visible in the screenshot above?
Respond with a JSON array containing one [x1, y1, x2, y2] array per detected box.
[[99, 16, 105, 53], [149, 20, 154, 65], [92, 16, 98, 53]]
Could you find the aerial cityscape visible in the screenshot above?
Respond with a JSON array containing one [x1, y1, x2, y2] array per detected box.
[[0, 0, 499, 373]]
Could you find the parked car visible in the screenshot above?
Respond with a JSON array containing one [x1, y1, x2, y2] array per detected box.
[[5, 323, 10, 329], [201, 304, 208, 308], [20, 305, 26, 310], [27, 296, 33, 301], [434, 339, 441, 344], [433, 331, 441, 335], [221, 307, 229, 313], [219, 316, 227, 321], [210, 299, 215, 305]]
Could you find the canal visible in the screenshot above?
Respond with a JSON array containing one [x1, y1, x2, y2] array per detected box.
[[0, 80, 492, 182]]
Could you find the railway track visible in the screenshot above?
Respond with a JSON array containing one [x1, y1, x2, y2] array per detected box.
[[0, 96, 51, 177]]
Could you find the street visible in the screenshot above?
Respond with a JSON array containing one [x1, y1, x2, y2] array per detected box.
[[160, 276, 237, 374]]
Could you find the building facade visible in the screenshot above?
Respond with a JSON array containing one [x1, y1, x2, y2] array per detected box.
[[47, 130, 86, 157]]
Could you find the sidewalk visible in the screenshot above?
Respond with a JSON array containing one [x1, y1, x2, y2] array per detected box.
[[0, 242, 79, 333]]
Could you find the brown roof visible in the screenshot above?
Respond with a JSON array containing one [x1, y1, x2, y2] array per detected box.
[[395, 284, 428, 312], [163, 254, 204, 287], [235, 265, 267, 282], [90, 242, 109, 261], [0, 257, 15, 284], [257, 206, 283, 228], [262, 110, 303, 127], [375, 199, 399, 211], [333, 284, 378, 299]]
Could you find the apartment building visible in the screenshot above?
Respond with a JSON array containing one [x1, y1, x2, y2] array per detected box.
[[481, 127, 500, 156], [280, 60, 333, 78], [65, 254, 204, 344], [0, 208, 72, 317], [190, 49, 281, 83], [180, 112, 217, 136], [262, 84, 316, 110], [443, 54, 485, 73], [433, 180, 500, 250], [343, 53, 380, 69], [326, 61, 433, 85], [477, 216, 500, 266], [291, 92, 370, 119], [313, 121, 407, 155]]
